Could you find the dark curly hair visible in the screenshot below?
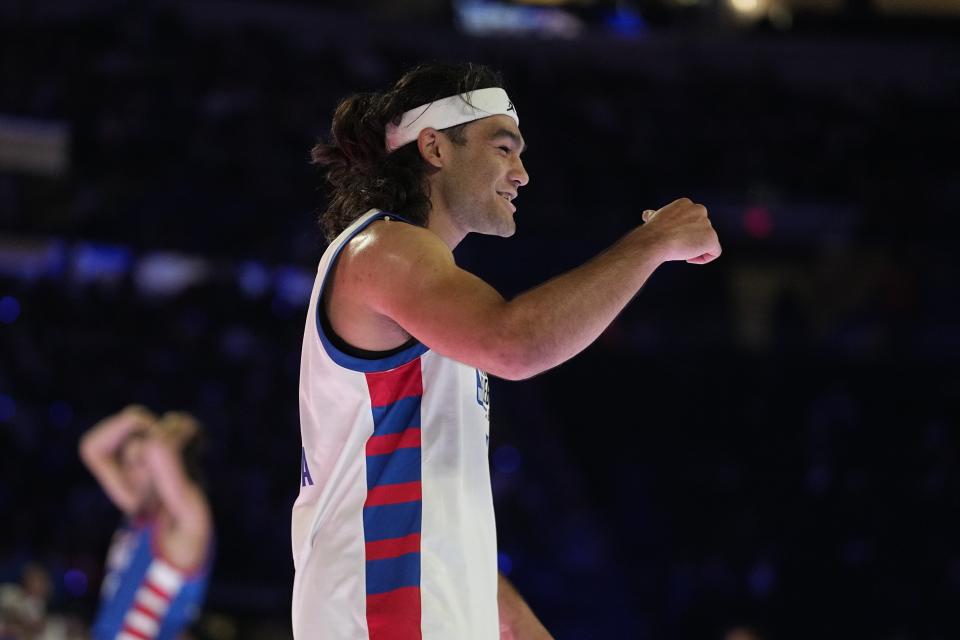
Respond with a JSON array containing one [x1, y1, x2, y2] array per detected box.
[[311, 62, 505, 241]]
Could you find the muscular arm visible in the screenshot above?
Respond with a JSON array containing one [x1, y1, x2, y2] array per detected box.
[[494, 228, 663, 377], [498, 574, 552, 640], [354, 198, 720, 380], [78, 405, 156, 514]]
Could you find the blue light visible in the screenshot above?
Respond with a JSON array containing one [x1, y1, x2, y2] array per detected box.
[[49, 401, 74, 429], [604, 6, 646, 37], [274, 267, 313, 306], [0, 394, 14, 422], [64, 569, 88, 597], [72, 242, 132, 283], [238, 261, 271, 299], [493, 445, 521, 475], [0, 296, 20, 324], [497, 551, 513, 576]]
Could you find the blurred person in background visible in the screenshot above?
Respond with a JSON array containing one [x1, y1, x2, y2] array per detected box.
[[294, 61, 720, 639], [0, 563, 52, 637], [0, 563, 89, 640], [79, 406, 213, 640]]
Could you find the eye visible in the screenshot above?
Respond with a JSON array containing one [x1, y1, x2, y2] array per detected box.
[[497, 146, 510, 154]]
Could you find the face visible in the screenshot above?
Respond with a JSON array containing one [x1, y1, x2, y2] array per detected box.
[[22, 565, 52, 601], [118, 436, 154, 511], [435, 114, 529, 238]]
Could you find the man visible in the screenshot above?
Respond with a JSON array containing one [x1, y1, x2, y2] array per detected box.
[[79, 406, 213, 640], [294, 62, 720, 639]]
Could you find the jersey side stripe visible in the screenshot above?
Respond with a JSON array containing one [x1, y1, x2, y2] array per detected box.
[[146, 560, 184, 594], [363, 501, 422, 542], [370, 397, 421, 436], [367, 365, 423, 407], [363, 358, 424, 640], [366, 553, 421, 595], [135, 588, 167, 613], [365, 534, 421, 562], [125, 610, 159, 636], [366, 587, 421, 640], [366, 449, 421, 487], [366, 427, 421, 456], [365, 481, 422, 507]]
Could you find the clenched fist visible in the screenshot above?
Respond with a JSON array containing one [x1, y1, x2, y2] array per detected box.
[[641, 197, 722, 265]]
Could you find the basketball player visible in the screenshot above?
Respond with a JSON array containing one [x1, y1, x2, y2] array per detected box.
[[294, 62, 721, 639], [79, 406, 213, 640]]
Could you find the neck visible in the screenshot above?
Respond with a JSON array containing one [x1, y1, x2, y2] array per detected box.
[[427, 212, 465, 250], [422, 186, 467, 250]]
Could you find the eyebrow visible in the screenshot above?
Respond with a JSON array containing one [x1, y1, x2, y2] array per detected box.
[[490, 128, 527, 154]]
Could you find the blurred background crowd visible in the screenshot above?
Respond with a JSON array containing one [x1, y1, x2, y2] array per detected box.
[[1, 0, 958, 638]]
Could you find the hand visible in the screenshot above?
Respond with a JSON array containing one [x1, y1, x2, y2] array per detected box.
[[147, 412, 199, 450], [119, 404, 158, 432], [641, 197, 722, 265]]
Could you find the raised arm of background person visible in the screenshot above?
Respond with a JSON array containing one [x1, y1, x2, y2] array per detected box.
[[79, 405, 157, 515], [142, 412, 212, 569], [498, 573, 553, 640], [349, 198, 720, 380]]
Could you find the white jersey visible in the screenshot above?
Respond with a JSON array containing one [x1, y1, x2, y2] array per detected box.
[[292, 209, 498, 640]]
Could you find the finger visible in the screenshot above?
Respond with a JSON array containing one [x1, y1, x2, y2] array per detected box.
[[686, 252, 718, 265]]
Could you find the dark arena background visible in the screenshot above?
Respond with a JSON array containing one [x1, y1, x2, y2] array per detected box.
[[1, 0, 959, 638]]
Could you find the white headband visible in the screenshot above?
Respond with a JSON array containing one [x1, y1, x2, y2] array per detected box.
[[385, 87, 519, 152]]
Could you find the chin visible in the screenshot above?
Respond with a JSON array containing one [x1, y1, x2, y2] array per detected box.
[[464, 203, 517, 238], [486, 217, 515, 238], [490, 205, 517, 238]]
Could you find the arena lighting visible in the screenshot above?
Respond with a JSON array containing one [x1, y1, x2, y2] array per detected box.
[[454, 0, 584, 37], [0, 115, 69, 176], [510, 0, 597, 5], [729, 0, 768, 18]]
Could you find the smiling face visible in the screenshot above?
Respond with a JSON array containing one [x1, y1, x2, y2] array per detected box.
[[433, 114, 529, 239]]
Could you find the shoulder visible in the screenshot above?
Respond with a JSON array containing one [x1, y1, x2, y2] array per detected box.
[[340, 219, 454, 282]]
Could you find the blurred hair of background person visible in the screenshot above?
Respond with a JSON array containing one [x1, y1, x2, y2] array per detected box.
[[78, 406, 214, 640]]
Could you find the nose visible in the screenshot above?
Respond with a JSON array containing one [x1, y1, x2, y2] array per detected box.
[[510, 156, 529, 189]]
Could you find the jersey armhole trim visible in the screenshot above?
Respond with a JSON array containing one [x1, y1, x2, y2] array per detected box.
[[315, 210, 430, 373]]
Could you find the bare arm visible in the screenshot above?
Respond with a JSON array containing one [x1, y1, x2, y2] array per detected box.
[[78, 405, 156, 514], [143, 413, 211, 530], [498, 574, 552, 640], [142, 413, 212, 567], [356, 198, 720, 380]]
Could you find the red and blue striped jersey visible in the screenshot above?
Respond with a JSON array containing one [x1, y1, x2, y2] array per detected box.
[[292, 209, 498, 639], [92, 519, 212, 640]]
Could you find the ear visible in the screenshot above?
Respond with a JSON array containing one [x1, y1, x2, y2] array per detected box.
[[417, 127, 445, 169]]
